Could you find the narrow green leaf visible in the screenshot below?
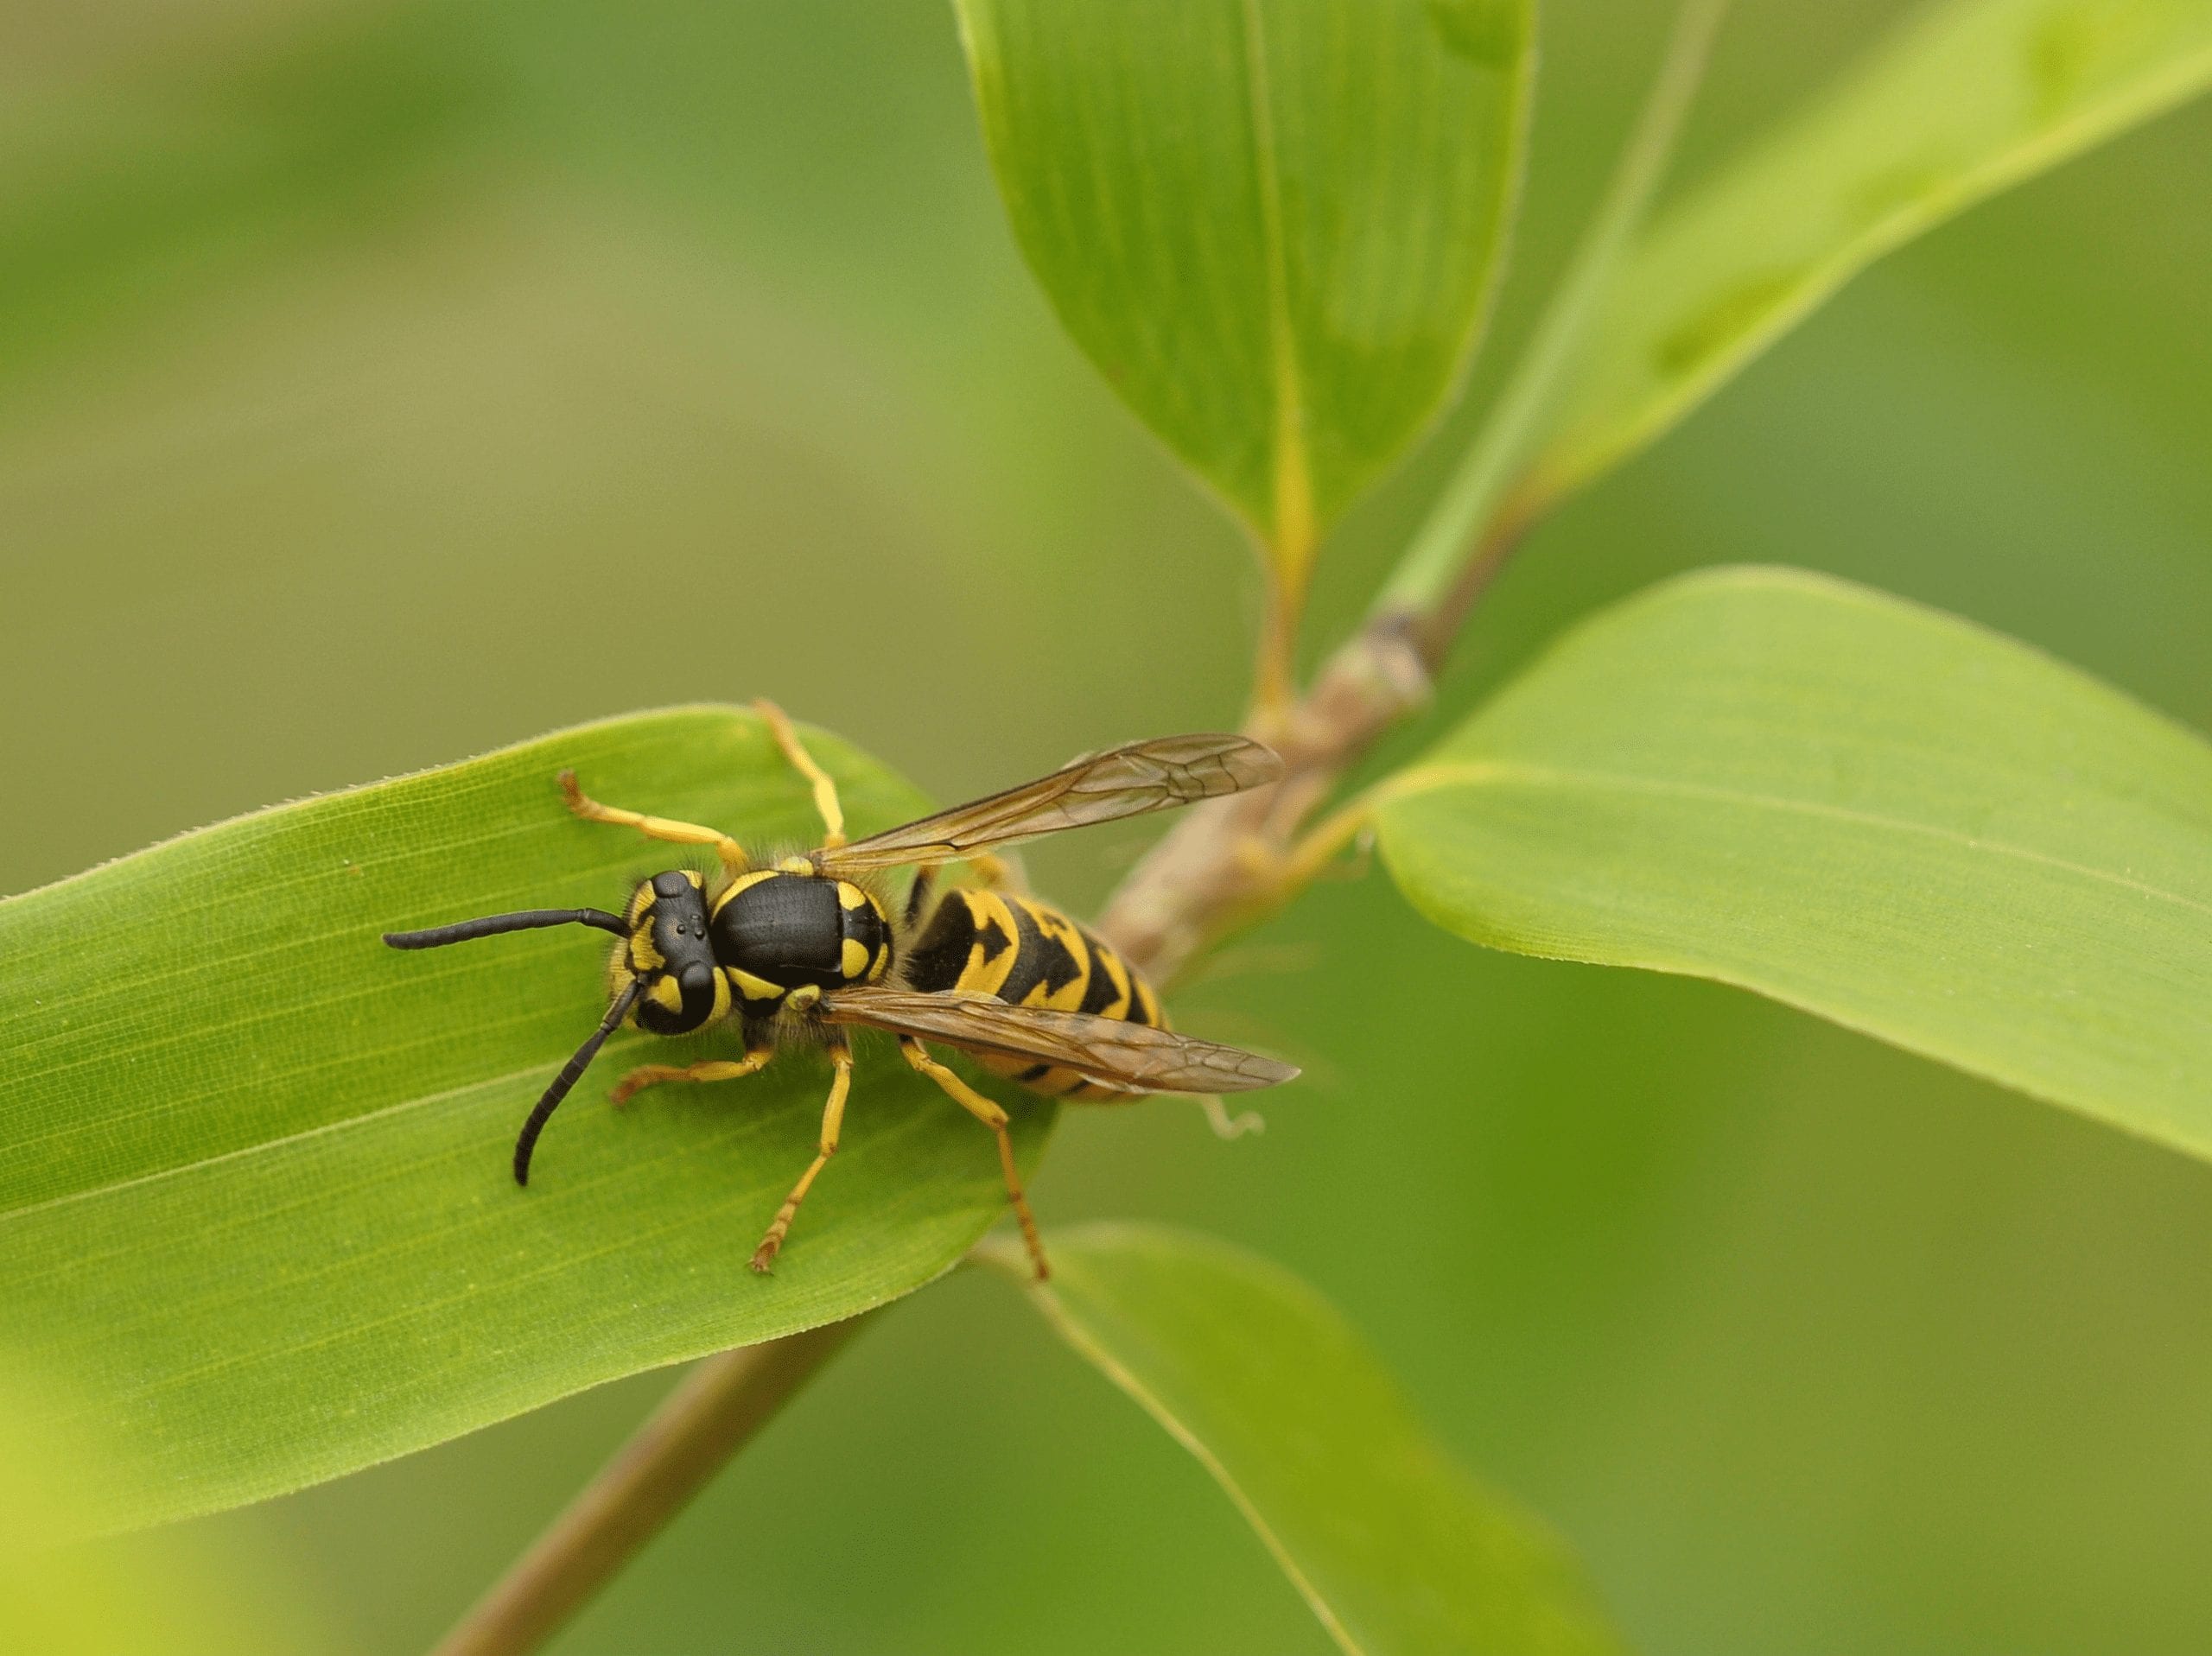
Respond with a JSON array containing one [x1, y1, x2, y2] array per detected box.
[[955, 0, 1535, 568], [0, 707, 1049, 1532], [1379, 0, 1727, 620], [983, 1223, 1624, 1656], [1529, 0, 2212, 504], [1374, 568, 2212, 1157]]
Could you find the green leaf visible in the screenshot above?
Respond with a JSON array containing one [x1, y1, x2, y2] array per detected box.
[[1377, 0, 1726, 620], [0, 707, 1049, 1532], [982, 1223, 1624, 1656], [1374, 568, 2212, 1158], [1528, 0, 2212, 504], [954, 0, 1535, 571], [0, 1361, 323, 1655]]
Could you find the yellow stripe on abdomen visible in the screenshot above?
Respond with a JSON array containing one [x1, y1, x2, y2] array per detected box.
[[906, 891, 1166, 1101]]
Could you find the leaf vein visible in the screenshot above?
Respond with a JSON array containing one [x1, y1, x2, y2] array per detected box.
[[1384, 758, 2212, 918]]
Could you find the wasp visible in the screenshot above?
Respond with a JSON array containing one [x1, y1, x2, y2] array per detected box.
[[384, 704, 1295, 1279]]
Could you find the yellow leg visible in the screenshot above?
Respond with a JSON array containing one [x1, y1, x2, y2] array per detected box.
[[902, 864, 940, 928], [899, 1037, 1048, 1281], [754, 698, 846, 849], [901, 853, 1015, 928], [559, 771, 747, 874], [608, 1046, 773, 1107], [751, 1040, 854, 1272], [1196, 1094, 1265, 1140]]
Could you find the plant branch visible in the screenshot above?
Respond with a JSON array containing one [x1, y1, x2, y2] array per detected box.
[[1096, 0, 1726, 982], [428, 1317, 868, 1656], [1250, 557, 1311, 737]]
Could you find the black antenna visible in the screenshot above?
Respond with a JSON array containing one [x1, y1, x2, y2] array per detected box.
[[384, 908, 628, 949], [513, 980, 644, 1187]]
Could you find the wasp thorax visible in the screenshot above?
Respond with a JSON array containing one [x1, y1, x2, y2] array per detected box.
[[709, 870, 892, 1012], [626, 870, 727, 1034]]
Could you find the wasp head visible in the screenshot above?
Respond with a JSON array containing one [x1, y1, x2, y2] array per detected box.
[[621, 871, 729, 1034]]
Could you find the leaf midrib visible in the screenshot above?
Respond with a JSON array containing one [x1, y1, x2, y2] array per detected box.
[[1238, 0, 1312, 553], [0, 1059, 566, 1228], [1384, 759, 2212, 919], [33, 1102, 956, 1420]]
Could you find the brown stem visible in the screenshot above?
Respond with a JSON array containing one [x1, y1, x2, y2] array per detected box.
[[428, 1317, 868, 1656], [1249, 566, 1305, 736], [1096, 512, 1533, 982], [1413, 484, 1545, 670]]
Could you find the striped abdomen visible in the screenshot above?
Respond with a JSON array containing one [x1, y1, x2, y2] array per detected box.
[[900, 888, 1163, 1100]]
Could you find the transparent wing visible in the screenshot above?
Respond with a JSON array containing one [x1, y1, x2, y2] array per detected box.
[[813, 733, 1281, 873], [821, 985, 1298, 1095]]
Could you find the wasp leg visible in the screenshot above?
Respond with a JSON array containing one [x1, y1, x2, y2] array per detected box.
[[754, 698, 846, 849], [1196, 1094, 1265, 1139], [608, 1044, 775, 1107], [559, 771, 747, 875], [898, 1037, 1048, 1281], [902, 857, 1012, 931], [751, 1037, 854, 1272], [902, 865, 938, 927], [967, 853, 1014, 889]]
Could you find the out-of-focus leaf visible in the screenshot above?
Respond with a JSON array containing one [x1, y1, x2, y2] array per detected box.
[[1527, 0, 2212, 504], [1375, 567, 2212, 1157], [0, 707, 1047, 1532], [954, 0, 1535, 572], [1377, 0, 1726, 619], [983, 1222, 1624, 1656], [0, 1361, 325, 1654], [0, 6, 503, 394]]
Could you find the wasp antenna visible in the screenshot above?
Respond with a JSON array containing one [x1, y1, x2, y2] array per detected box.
[[384, 908, 628, 949], [513, 981, 644, 1187]]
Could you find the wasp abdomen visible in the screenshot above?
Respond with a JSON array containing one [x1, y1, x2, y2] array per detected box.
[[904, 889, 1162, 1099]]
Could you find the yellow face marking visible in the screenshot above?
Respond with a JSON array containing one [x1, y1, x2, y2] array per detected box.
[[649, 974, 684, 1014], [627, 885, 655, 924], [727, 966, 785, 1003], [836, 881, 868, 910], [681, 869, 704, 888], [630, 928, 665, 973], [709, 969, 733, 1022], [841, 937, 869, 979]]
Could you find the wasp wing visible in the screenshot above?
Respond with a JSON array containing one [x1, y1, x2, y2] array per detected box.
[[821, 985, 1297, 1095], [812, 733, 1281, 874]]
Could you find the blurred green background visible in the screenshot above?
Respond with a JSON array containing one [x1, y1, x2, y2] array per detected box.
[[8, 1, 2211, 1651]]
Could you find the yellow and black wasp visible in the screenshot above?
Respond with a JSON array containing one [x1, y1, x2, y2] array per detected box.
[[384, 705, 1295, 1278]]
